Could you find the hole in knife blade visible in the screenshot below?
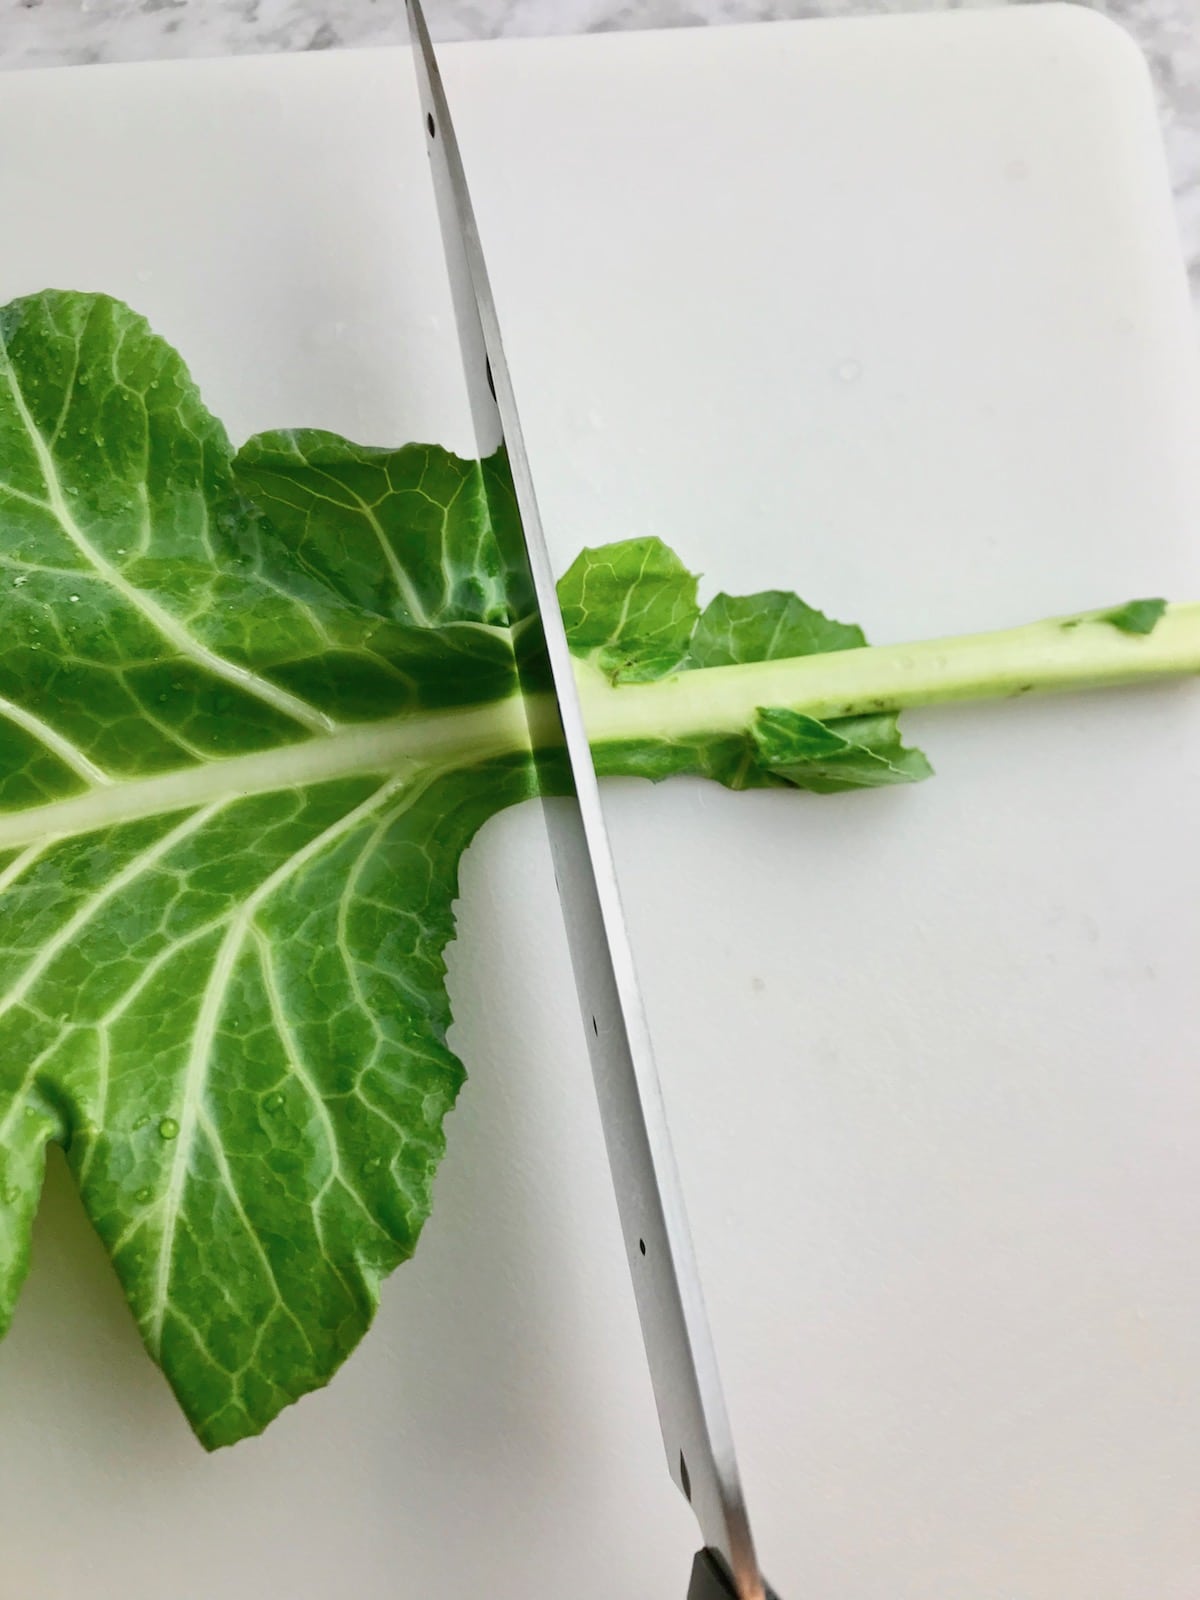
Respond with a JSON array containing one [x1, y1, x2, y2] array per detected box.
[[638, 1238, 646, 1256], [679, 1451, 691, 1502], [426, 112, 435, 138], [485, 357, 496, 400], [591, 1015, 598, 1036]]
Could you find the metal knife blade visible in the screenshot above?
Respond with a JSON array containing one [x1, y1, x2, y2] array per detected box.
[[404, 6, 772, 1595]]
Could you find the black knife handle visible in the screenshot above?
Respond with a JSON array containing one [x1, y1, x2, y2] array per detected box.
[[688, 1548, 781, 1600]]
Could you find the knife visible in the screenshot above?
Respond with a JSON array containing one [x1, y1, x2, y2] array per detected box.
[[404, 6, 779, 1596]]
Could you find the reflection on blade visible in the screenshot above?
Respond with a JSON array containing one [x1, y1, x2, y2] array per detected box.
[[404, 5, 769, 1595]]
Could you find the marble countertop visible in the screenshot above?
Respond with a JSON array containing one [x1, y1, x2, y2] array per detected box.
[[3, 0, 1198, 307]]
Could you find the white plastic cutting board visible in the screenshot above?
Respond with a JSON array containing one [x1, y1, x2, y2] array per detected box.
[[1, 9, 1199, 1598]]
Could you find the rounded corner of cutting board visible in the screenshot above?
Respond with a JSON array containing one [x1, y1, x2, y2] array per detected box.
[[1033, 0, 1159, 81]]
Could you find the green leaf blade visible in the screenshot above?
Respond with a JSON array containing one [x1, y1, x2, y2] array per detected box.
[[0, 757, 539, 1447], [558, 537, 700, 683], [753, 708, 933, 793], [0, 290, 540, 1448], [234, 430, 510, 629], [1097, 598, 1167, 636], [689, 590, 866, 667]]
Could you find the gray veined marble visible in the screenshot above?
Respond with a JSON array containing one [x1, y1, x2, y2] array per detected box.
[[1, 0, 1198, 306]]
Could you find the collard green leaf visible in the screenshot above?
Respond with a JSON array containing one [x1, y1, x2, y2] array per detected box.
[[752, 709, 933, 793], [689, 590, 865, 667], [0, 290, 535, 1447], [1095, 598, 1167, 636], [556, 538, 699, 683], [582, 542, 930, 794], [233, 429, 514, 628], [0, 292, 931, 1448], [0, 760, 534, 1447]]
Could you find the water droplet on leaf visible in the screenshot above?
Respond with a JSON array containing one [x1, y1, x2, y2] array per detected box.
[[135, 1186, 153, 1204], [133, 1114, 150, 1130], [158, 1117, 180, 1141], [263, 1091, 284, 1114], [362, 1156, 383, 1176], [1, 1185, 18, 1206], [68, 595, 80, 603]]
